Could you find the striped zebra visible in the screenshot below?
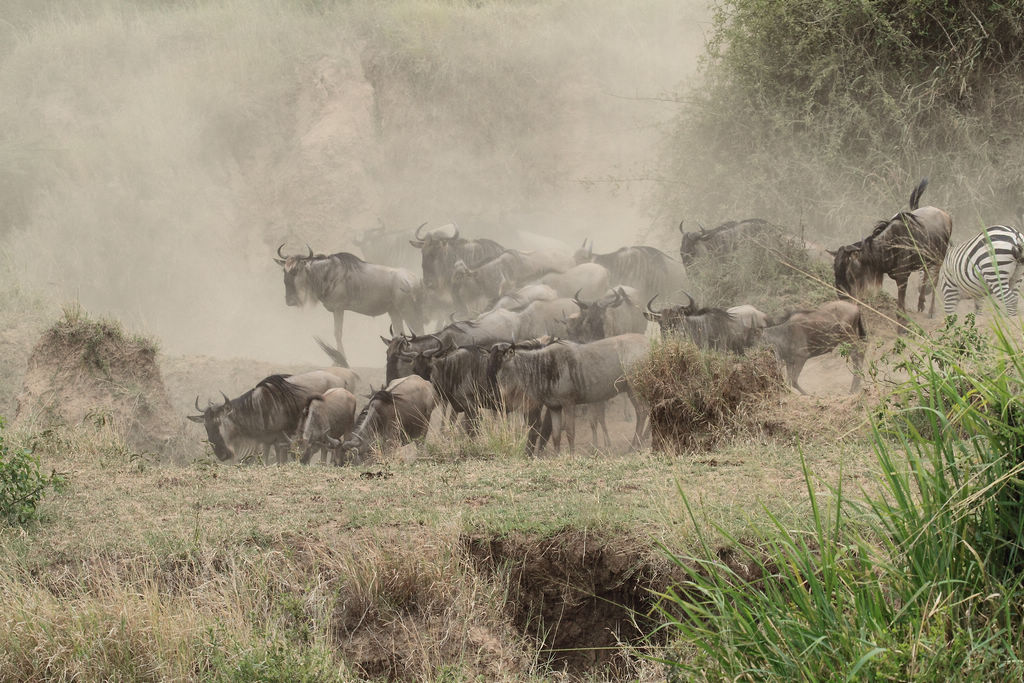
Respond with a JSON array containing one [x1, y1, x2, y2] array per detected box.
[[939, 226, 1024, 315]]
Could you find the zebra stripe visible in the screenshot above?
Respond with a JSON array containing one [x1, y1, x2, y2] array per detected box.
[[940, 225, 1024, 315]]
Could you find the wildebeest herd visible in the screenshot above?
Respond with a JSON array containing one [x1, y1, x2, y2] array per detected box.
[[191, 179, 1024, 464]]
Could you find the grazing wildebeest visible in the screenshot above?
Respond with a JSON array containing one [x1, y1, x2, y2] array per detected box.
[[292, 388, 357, 465], [409, 223, 504, 292], [678, 218, 774, 266], [573, 242, 688, 305], [487, 334, 650, 453], [538, 262, 611, 302], [451, 250, 574, 315], [567, 286, 648, 343], [829, 178, 952, 320], [939, 225, 1024, 315], [275, 246, 423, 361], [189, 374, 317, 464], [757, 300, 866, 394], [340, 375, 436, 461], [643, 294, 761, 354]]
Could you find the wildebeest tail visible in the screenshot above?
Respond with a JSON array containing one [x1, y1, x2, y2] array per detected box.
[[856, 310, 868, 341], [909, 178, 928, 211], [314, 336, 349, 368]]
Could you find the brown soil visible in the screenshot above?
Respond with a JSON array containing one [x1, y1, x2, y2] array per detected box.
[[14, 309, 176, 454]]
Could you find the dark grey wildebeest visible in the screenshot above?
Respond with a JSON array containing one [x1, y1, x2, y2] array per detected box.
[[830, 178, 952, 321], [292, 387, 357, 465], [189, 371, 347, 464], [275, 246, 423, 361], [409, 223, 504, 293], [757, 300, 866, 394], [487, 334, 650, 453], [643, 294, 764, 354], [340, 375, 436, 461], [678, 218, 774, 266], [402, 340, 493, 435], [573, 242, 688, 306]]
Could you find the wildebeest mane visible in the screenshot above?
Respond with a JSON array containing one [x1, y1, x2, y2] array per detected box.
[[229, 374, 310, 433]]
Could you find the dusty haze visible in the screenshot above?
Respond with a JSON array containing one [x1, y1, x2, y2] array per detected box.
[[0, 0, 710, 368]]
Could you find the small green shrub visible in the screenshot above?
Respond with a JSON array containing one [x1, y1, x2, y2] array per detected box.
[[0, 418, 65, 525]]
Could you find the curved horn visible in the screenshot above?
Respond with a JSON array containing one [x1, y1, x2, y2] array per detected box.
[[572, 288, 587, 308], [678, 220, 685, 234], [195, 395, 202, 412], [646, 295, 663, 316], [276, 243, 287, 259], [449, 224, 460, 240], [220, 391, 231, 407], [698, 223, 707, 234], [414, 222, 429, 240], [681, 290, 695, 308], [305, 243, 314, 259]]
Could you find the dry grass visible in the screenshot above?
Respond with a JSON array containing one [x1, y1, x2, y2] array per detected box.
[[631, 339, 786, 452], [0, 403, 879, 680]]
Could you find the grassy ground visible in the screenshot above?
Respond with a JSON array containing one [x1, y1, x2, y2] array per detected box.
[[0, 401, 877, 680]]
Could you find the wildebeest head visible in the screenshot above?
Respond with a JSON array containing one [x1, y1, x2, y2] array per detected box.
[[409, 222, 460, 289], [566, 288, 623, 342], [829, 242, 875, 299], [274, 244, 316, 307], [678, 221, 707, 266], [188, 394, 236, 461], [340, 387, 396, 457], [643, 293, 698, 332]]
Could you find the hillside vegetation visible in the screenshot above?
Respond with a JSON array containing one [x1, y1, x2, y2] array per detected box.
[[659, 1, 1024, 241]]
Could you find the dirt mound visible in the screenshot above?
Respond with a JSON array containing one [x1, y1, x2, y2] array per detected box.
[[14, 307, 176, 454]]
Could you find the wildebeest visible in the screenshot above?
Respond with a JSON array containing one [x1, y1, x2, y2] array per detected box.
[[450, 249, 574, 315], [340, 375, 436, 460], [402, 340, 493, 435], [538, 262, 611, 302], [275, 246, 423, 361], [566, 286, 647, 343], [409, 223, 504, 292], [643, 294, 761, 354], [488, 283, 559, 312], [292, 387, 357, 465], [487, 334, 650, 453], [189, 372, 345, 463], [573, 242, 688, 305], [757, 300, 866, 394], [830, 178, 952, 319], [678, 218, 774, 266]]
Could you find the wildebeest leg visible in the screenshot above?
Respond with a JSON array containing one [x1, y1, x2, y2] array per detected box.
[[549, 407, 564, 452], [595, 403, 611, 448], [848, 344, 864, 393], [627, 392, 648, 449], [332, 310, 347, 362], [464, 408, 479, 436], [525, 404, 549, 455], [563, 403, 577, 453], [789, 357, 809, 395], [895, 275, 910, 332]]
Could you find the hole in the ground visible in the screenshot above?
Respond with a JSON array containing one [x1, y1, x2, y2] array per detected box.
[[464, 530, 679, 679]]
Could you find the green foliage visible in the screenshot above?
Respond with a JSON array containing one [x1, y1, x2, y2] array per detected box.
[[654, 314, 1024, 679], [0, 418, 64, 525], [198, 626, 343, 683], [662, 0, 1024, 236]]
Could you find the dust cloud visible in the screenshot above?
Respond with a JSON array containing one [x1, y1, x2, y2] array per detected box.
[[0, 0, 710, 368]]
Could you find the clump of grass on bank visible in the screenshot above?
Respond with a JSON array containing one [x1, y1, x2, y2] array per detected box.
[[630, 338, 784, 452], [654, 313, 1024, 679]]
